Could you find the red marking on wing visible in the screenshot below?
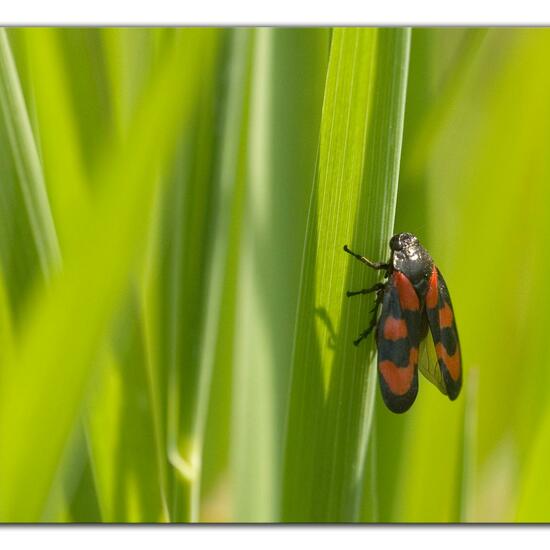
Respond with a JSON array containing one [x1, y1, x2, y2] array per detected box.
[[394, 272, 420, 311], [426, 267, 439, 309], [439, 302, 454, 328], [436, 343, 461, 381], [379, 348, 418, 395], [383, 316, 408, 340]]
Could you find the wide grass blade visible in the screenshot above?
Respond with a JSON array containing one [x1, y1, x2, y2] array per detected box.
[[281, 28, 410, 522]]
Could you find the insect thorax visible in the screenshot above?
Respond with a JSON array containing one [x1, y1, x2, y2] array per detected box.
[[391, 244, 433, 292]]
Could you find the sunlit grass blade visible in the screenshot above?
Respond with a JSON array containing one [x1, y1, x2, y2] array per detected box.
[[282, 28, 410, 522], [22, 28, 90, 256], [0, 29, 60, 277]]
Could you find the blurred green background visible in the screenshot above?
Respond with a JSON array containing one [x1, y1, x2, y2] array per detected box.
[[0, 27, 548, 523]]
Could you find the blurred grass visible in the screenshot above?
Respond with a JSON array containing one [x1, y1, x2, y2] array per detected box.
[[1, 26, 550, 523], [231, 28, 330, 522], [0, 27, 220, 522], [0, 29, 60, 278]]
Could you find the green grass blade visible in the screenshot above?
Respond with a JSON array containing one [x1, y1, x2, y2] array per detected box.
[[162, 50, 225, 523], [0, 29, 93, 522], [281, 28, 410, 522], [231, 28, 329, 522], [86, 308, 167, 522], [0, 51, 42, 315], [0, 29, 60, 277], [83, 30, 190, 524], [22, 29, 90, 257], [193, 28, 254, 521]]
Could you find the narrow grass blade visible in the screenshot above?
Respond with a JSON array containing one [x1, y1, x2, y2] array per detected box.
[[194, 29, 255, 521], [22, 28, 90, 257], [282, 28, 410, 522], [131, 31, 229, 522], [231, 28, 330, 522], [0, 29, 60, 277]]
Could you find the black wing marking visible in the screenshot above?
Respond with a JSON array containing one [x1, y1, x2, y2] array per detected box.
[[424, 267, 462, 400], [376, 272, 422, 413]]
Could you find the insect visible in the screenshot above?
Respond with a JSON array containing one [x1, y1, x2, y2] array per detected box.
[[344, 232, 462, 413]]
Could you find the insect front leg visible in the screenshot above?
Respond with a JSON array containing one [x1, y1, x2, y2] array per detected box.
[[343, 245, 389, 270]]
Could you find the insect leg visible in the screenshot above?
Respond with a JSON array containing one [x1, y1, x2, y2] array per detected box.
[[353, 287, 384, 346], [353, 322, 377, 346], [343, 245, 389, 270], [346, 282, 385, 297]]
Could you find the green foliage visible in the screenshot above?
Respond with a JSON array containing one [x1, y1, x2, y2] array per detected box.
[[281, 28, 410, 522], [0, 26, 549, 523]]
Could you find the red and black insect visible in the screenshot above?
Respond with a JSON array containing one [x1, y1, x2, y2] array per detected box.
[[344, 232, 462, 413]]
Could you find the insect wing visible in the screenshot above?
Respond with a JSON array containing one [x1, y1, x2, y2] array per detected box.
[[425, 267, 462, 400], [376, 272, 422, 413], [418, 327, 448, 395]]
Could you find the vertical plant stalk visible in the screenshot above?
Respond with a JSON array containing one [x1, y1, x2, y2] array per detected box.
[[141, 178, 172, 522], [0, 29, 61, 277], [282, 28, 410, 522], [192, 29, 253, 520], [231, 27, 276, 523], [162, 29, 252, 522], [231, 28, 329, 522]]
